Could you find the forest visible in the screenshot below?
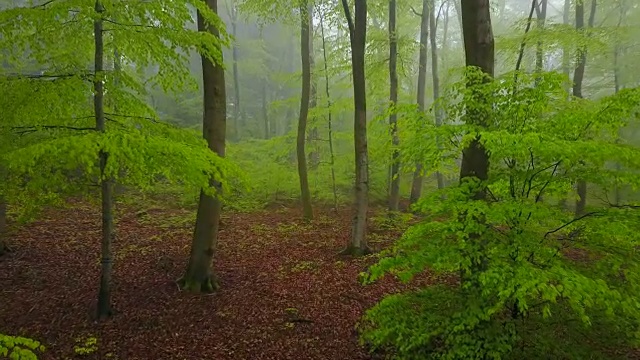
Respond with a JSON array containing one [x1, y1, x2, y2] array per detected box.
[[1, 0, 640, 359]]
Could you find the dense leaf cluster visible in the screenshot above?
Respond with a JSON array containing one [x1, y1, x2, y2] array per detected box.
[[361, 70, 640, 359]]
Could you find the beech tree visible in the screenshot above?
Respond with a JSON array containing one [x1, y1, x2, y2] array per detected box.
[[297, 0, 314, 221], [179, 0, 228, 293], [341, 0, 370, 256], [409, 0, 429, 205], [0, 0, 235, 317], [573, 0, 597, 217], [387, 0, 400, 212]]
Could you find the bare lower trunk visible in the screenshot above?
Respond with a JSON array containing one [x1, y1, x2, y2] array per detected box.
[[341, 0, 370, 256], [388, 0, 400, 211], [429, 0, 444, 190], [409, 0, 430, 205], [308, 7, 320, 170], [319, 9, 338, 211], [94, 0, 115, 319], [180, 0, 227, 293], [297, 1, 313, 221], [0, 197, 7, 255], [262, 79, 269, 139], [231, 3, 241, 139], [181, 190, 221, 292]]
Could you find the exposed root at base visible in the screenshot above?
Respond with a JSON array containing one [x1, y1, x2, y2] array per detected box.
[[339, 245, 372, 257], [177, 276, 219, 294]]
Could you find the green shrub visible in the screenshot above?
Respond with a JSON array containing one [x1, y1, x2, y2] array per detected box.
[[361, 71, 640, 359], [0, 334, 45, 360]]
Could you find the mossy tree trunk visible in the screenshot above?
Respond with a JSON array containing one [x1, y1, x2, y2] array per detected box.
[[179, 0, 227, 294]]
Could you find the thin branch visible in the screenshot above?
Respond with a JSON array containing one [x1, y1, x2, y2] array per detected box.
[[544, 211, 601, 238], [409, 5, 422, 17], [340, 0, 355, 36], [102, 18, 158, 29], [9, 125, 95, 135], [513, 0, 538, 84]]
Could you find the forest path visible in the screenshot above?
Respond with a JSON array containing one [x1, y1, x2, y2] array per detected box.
[[0, 202, 441, 360]]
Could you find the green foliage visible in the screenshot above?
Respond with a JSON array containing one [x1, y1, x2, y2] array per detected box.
[[0, 334, 45, 360], [73, 336, 97, 356], [361, 70, 640, 359], [0, 0, 244, 222]]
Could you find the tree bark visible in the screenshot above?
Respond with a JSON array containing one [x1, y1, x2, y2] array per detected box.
[[430, 0, 444, 190], [573, 0, 597, 217], [179, 0, 227, 294], [297, 1, 314, 221], [341, 0, 370, 256], [535, 0, 548, 83], [0, 197, 7, 256], [319, 8, 338, 211], [262, 78, 269, 139], [94, 0, 115, 320], [409, 0, 429, 205], [231, 2, 241, 140], [308, 4, 320, 170], [459, 0, 494, 289], [388, 0, 400, 211]]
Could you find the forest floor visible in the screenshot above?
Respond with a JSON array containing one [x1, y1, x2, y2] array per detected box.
[[0, 200, 447, 360]]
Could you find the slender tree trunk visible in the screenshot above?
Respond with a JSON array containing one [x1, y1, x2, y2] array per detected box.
[[94, 0, 115, 320], [409, 0, 430, 205], [0, 196, 7, 255], [452, 0, 463, 43], [430, 0, 444, 190], [179, 0, 227, 293], [262, 79, 269, 139], [341, 0, 370, 256], [535, 0, 548, 83], [387, 0, 400, 211], [308, 4, 319, 170], [231, 3, 241, 140], [297, 1, 314, 221], [441, 1, 449, 68], [319, 8, 338, 211], [573, 0, 597, 217], [561, 0, 571, 93]]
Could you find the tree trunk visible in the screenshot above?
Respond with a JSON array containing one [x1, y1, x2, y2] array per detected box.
[[561, 0, 571, 94], [459, 0, 494, 286], [535, 0, 548, 83], [319, 8, 338, 211], [0, 197, 7, 256], [179, 0, 227, 294], [94, 0, 115, 320], [297, 1, 314, 221], [308, 5, 320, 170], [388, 0, 400, 211], [430, 0, 444, 190], [341, 0, 370, 256], [262, 78, 269, 139], [409, 0, 429, 205], [573, 0, 597, 218], [231, 3, 241, 140]]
